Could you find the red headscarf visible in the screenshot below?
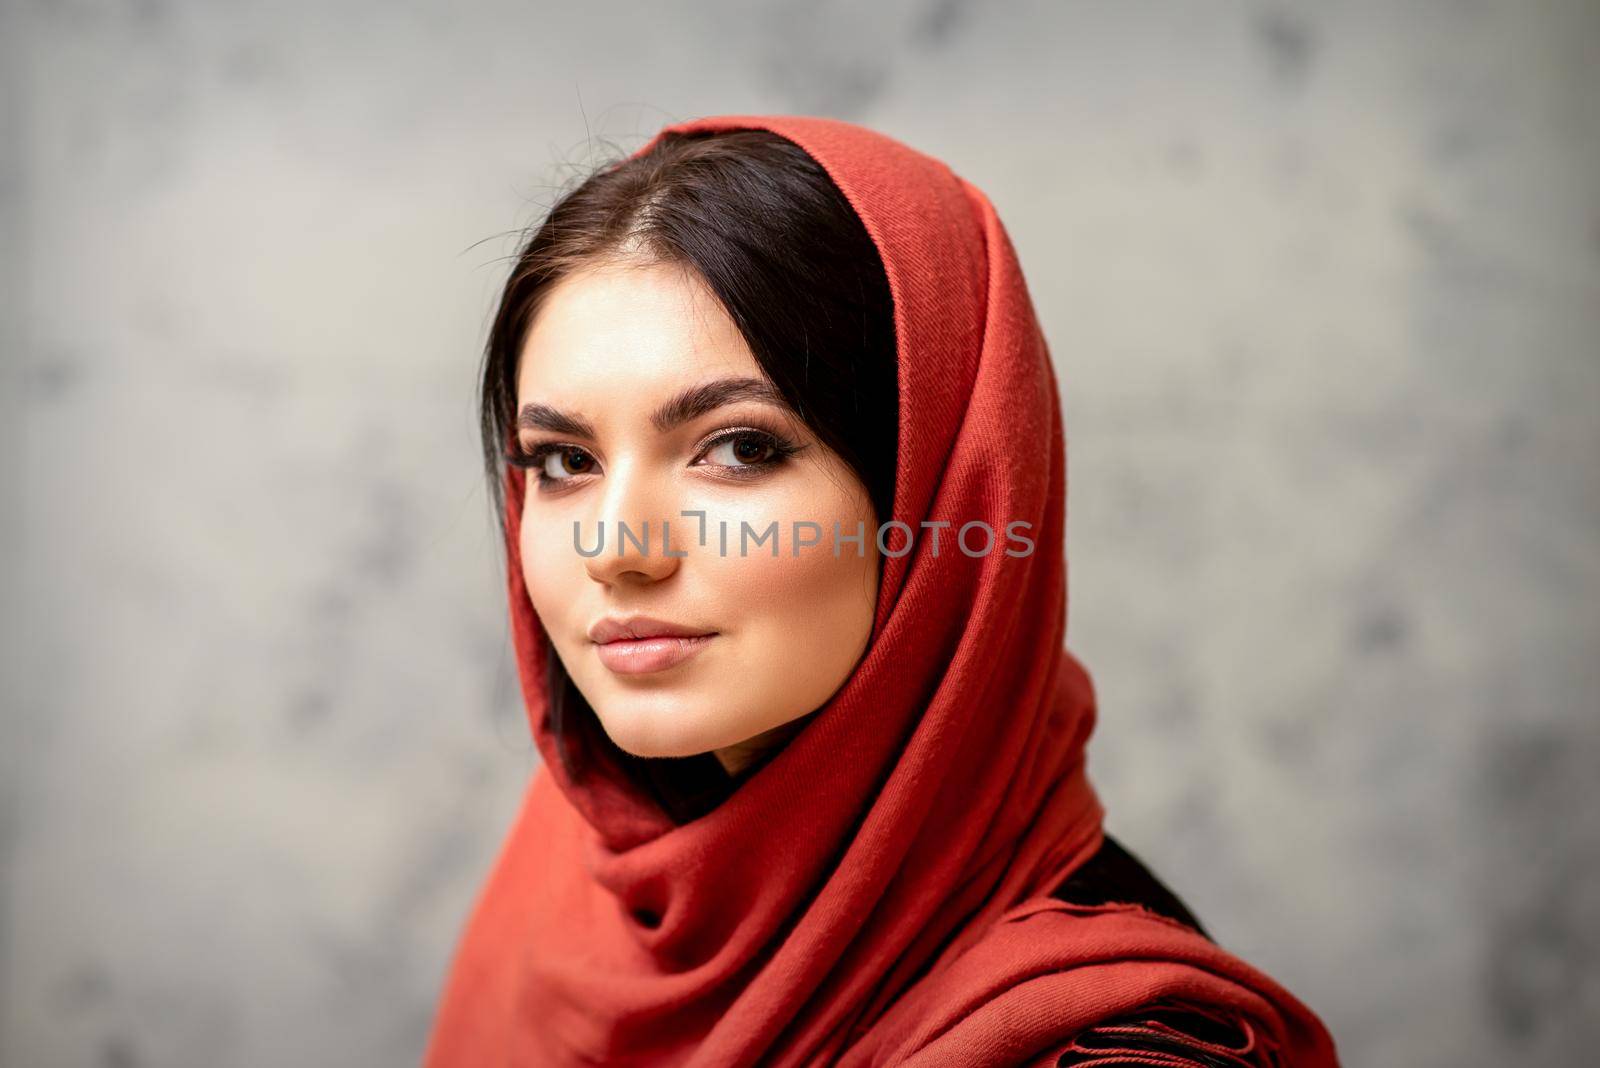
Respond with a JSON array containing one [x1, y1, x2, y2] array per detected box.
[[423, 114, 1341, 1067]]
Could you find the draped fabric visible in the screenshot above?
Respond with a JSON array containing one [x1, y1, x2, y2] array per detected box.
[[422, 114, 1340, 1067]]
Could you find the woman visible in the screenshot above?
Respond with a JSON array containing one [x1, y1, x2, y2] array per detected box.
[[423, 114, 1341, 1066]]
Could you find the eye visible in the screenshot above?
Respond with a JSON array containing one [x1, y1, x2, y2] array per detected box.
[[541, 446, 596, 480], [505, 427, 805, 492], [506, 442, 598, 487], [703, 433, 776, 466], [695, 429, 802, 473]]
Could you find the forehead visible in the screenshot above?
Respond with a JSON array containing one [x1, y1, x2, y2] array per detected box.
[[516, 260, 759, 399]]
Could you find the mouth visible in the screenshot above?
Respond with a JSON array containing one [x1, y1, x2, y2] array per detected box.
[[591, 633, 717, 675]]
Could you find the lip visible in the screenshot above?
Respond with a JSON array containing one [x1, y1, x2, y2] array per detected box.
[[588, 615, 718, 675]]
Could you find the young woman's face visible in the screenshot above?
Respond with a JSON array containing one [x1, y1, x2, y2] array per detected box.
[[514, 258, 882, 773]]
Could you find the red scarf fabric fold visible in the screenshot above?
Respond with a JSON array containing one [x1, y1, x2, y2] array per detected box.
[[423, 114, 1340, 1067]]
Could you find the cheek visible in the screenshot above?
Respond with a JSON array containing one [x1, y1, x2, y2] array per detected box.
[[701, 509, 880, 705], [707, 529, 876, 624], [518, 507, 582, 632]]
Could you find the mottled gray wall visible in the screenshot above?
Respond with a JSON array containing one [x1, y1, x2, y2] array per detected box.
[[4, 1, 1597, 1065]]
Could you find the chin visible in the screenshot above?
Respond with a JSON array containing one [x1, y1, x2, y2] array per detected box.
[[592, 695, 736, 760]]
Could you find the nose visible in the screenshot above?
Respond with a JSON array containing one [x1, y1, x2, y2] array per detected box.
[[582, 459, 684, 587]]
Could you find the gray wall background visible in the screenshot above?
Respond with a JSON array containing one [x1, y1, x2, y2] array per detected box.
[[4, 1, 1597, 1065]]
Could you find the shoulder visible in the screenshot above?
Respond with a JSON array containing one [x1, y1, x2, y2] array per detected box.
[[1042, 835, 1273, 1065], [1049, 999, 1271, 1066], [881, 835, 1284, 1066]]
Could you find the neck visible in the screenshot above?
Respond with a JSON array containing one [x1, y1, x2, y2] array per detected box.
[[712, 717, 810, 779]]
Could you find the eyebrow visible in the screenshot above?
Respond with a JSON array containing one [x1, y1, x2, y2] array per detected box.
[[516, 376, 792, 438]]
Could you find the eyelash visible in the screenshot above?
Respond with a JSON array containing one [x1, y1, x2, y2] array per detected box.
[[503, 427, 804, 490]]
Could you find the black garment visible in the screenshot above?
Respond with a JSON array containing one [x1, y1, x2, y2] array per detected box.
[[1049, 832, 1209, 937]]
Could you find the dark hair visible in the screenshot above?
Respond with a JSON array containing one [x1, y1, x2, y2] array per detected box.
[[476, 129, 898, 820]]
